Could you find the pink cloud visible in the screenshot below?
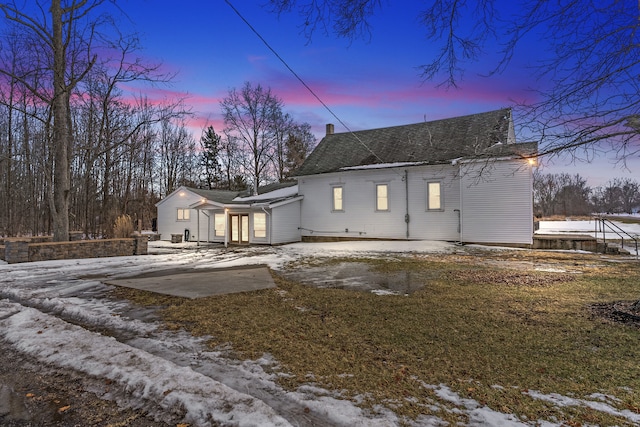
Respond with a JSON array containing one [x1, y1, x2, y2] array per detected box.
[[248, 54, 269, 63], [187, 114, 225, 135], [259, 66, 542, 117]]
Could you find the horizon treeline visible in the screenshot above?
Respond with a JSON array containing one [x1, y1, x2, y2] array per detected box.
[[534, 171, 640, 217]]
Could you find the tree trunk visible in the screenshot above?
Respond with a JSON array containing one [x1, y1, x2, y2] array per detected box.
[[50, 1, 70, 241]]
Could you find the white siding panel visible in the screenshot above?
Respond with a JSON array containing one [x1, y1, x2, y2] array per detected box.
[[271, 201, 302, 244], [201, 209, 225, 243], [156, 188, 209, 241], [408, 165, 461, 240], [460, 159, 534, 245], [250, 211, 269, 244], [299, 165, 462, 240]]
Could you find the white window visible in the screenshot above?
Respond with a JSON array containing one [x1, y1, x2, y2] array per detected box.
[[332, 186, 343, 211], [214, 213, 225, 237], [177, 208, 190, 221], [231, 215, 238, 242], [254, 212, 266, 238], [376, 184, 388, 211], [427, 182, 442, 210]]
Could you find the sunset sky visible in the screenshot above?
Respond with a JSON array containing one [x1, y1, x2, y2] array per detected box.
[[121, 0, 638, 187]]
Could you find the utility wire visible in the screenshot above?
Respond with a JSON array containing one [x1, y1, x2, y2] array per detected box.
[[224, 0, 386, 165]]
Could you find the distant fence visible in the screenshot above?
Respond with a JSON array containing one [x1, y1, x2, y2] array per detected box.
[[0, 235, 148, 264]]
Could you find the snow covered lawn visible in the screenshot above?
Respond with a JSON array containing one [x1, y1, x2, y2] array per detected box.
[[536, 217, 640, 237]]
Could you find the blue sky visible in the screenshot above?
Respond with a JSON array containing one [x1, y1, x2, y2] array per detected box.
[[120, 0, 638, 187]]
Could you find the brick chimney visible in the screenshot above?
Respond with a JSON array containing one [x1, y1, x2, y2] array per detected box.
[[326, 123, 334, 135]]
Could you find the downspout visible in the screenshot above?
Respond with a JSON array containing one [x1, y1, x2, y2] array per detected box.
[[404, 170, 410, 239], [261, 206, 272, 245], [201, 211, 211, 243], [224, 208, 229, 248], [196, 208, 200, 246], [458, 165, 463, 243]]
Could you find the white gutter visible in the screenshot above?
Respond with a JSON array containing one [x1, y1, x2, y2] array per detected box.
[[200, 210, 210, 244], [261, 206, 272, 245], [269, 195, 303, 208], [224, 208, 229, 248], [404, 170, 410, 239]]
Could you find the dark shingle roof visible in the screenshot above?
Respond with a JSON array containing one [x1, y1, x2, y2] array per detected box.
[[186, 181, 298, 204], [295, 108, 537, 176], [254, 180, 297, 195], [188, 188, 240, 204]]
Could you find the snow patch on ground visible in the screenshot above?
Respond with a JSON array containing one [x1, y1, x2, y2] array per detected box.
[[0, 302, 291, 427], [536, 219, 640, 237], [1, 234, 638, 426], [525, 390, 640, 424]]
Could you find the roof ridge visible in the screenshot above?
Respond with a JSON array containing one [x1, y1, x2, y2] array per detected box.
[[328, 108, 511, 136], [295, 108, 533, 177]]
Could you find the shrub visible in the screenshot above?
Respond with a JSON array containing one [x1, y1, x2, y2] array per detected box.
[[113, 214, 134, 238]]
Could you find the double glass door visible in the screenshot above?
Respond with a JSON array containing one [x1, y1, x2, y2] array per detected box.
[[230, 214, 249, 244]]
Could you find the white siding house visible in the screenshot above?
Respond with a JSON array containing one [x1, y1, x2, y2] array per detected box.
[[298, 163, 462, 241], [156, 183, 302, 245], [460, 159, 534, 245], [155, 186, 223, 242], [294, 108, 537, 246], [157, 109, 538, 247]]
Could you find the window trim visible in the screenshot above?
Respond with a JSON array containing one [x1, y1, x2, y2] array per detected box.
[[426, 181, 443, 211], [177, 208, 190, 221], [214, 213, 225, 237], [332, 185, 344, 212], [253, 212, 267, 238], [375, 183, 389, 212]]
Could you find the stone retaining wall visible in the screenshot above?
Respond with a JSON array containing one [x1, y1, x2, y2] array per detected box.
[[1, 236, 147, 264], [532, 234, 598, 252], [0, 236, 53, 245]]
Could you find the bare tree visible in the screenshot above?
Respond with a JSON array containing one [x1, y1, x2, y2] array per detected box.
[[271, 110, 295, 181], [267, 1, 639, 164], [0, 1, 105, 240], [553, 174, 592, 217], [218, 130, 243, 191], [617, 178, 640, 214], [221, 82, 284, 193], [285, 122, 316, 178], [0, 30, 20, 236], [593, 177, 640, 215], [533, 170, 559, 217], [593, 181, 624, 214], [533, 171, 592, 217], [158, 117, 197, 196]]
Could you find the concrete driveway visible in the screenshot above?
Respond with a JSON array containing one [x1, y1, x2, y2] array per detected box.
[[105, 265, 275, 299]]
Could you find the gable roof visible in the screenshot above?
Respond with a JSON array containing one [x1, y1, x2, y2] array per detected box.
[[295, 108, 537, 176], [155, 186, 239, 207], [187, 187, 241, 204], [182, 181, 300, 209], [233, 182, 298, 204]]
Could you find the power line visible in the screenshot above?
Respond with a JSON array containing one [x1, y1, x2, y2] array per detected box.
[[223, 0, 386, 165]]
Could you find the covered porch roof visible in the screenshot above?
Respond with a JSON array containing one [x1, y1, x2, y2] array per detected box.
[[189, 182, 300, 211]]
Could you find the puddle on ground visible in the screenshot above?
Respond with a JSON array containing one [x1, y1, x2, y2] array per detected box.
[[0, 384, 30, 422], [281, 262, 428, 295]]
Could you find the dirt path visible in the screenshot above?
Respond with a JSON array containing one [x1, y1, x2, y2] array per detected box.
[[0, 249, 345, 427], [0, 343, 171, 427]]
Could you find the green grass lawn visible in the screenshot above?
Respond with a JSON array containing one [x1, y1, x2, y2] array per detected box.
[[114, 250, 640, 426]]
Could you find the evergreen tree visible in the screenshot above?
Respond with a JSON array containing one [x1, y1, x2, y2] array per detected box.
[[200, 126, 222, 189], [285, 123, 315, 178]]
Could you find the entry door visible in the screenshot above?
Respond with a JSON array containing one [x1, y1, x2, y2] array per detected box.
[[230, 214, 249, 244]]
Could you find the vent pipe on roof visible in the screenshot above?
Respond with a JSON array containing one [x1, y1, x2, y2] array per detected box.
[[326, 123, 334, 135]]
